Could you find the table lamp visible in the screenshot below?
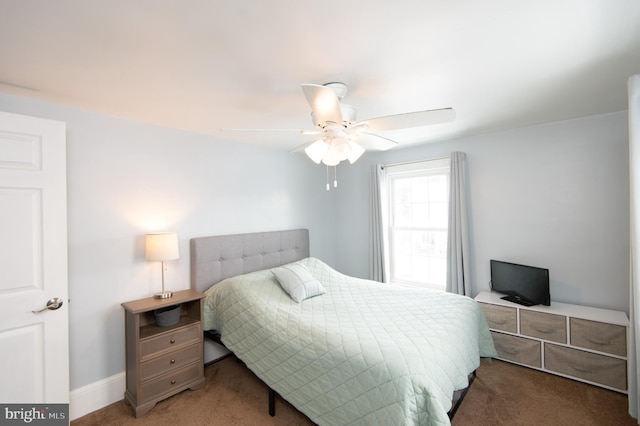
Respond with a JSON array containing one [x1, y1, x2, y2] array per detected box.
[[145, 232, 179, 299]]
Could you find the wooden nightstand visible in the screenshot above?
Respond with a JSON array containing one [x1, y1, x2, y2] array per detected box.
[[121, 289, 206, 417]]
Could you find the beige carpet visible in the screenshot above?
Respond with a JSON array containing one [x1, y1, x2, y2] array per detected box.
[[72, 356, 636, 425]]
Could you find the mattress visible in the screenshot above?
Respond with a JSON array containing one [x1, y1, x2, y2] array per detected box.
[[203, 257, 497, 426]]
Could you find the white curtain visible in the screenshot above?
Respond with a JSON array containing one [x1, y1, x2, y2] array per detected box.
[[628, 73, 640, 421], [370, 164, 387, 282], [445, 152, 471, 296]]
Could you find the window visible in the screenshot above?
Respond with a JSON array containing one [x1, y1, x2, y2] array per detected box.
[[386, 158, 449, 289]]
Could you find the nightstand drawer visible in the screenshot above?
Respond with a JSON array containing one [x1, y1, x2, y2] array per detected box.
[[140, 323, 200, 360], [520, 310, 566, 343], [491, 331, 541, 368], [140, 343, 201, 381], [570, 318, 626, 357], [139, 362, 203, 402], [479, 303, 517, 333], [545, 343, 627, 390]]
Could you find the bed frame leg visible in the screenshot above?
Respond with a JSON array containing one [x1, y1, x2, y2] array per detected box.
[[448, 370, 476, 420], [269, 388, 275, 416]]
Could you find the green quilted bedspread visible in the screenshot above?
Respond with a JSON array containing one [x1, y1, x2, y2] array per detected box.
[[203, 257, 497, 426]]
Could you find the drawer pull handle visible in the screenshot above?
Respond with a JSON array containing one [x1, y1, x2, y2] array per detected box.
[[171, 379, 176, 385], [170, 359, 176, 364], [571, 366, 590, 374], [588, 338, 611, 345], [170, 338, 176, 344]]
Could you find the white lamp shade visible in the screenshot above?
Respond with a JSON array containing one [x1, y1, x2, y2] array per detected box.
[[145, 232, 179, 261], [321, 149, 342, 166], [347, 141, 365, 163], [304, 139, 328, 164], [331, 139, 352, 162]]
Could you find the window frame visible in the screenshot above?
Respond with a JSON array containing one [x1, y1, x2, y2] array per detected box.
[[385, 158, 450, 290]]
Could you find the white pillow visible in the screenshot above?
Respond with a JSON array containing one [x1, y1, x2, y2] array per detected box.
[[271, 263, 326, 303]]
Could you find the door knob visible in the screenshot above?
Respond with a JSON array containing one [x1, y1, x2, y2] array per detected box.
[[32, 297, 64, 314]]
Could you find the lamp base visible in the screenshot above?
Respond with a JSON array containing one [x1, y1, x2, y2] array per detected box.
[[154, 291, 173, 299]]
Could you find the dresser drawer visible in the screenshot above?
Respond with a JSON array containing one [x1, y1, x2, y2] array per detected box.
[[139, 362, 203, 402], [140, 343, 201, 381], [570, 318, 626, 357], [480, 303, 517, 333], [520, 310, 566, 343], [491, 331, 541, 368], [140, 323, 201, 360], [545, 343, 627, 390]]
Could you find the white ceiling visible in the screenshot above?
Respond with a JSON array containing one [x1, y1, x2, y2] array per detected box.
[[1, 1, 640, 151]]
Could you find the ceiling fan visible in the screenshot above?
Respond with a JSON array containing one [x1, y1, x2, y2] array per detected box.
[[224, 82, 455, 189], [291, 82, 455, 167], [227, 82, 455, 163]]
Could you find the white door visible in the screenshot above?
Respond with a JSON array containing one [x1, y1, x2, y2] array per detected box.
[[0, 111, 69, 403]]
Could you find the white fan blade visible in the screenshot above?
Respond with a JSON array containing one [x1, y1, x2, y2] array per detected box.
[[361, 108, 455, 132], [354, 133, 399, 151], [220, 128, 320, 135], [288, 139, 319, 153], [301, 84, 343, 126]]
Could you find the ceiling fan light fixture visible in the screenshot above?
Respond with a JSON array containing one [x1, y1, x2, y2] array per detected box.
[[331, 138, 352, 162], [321, 144, 343, 166], [304, 139, 328, 164], [322, 155, 341, 166], [347, 141, 365, 164]]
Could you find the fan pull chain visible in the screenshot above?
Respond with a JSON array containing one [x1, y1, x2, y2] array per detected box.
[[334, 166, 338, 188], [326, 165, 330, 191]]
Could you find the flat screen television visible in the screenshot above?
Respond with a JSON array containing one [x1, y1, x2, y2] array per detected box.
[[490, 259, 550, 306]]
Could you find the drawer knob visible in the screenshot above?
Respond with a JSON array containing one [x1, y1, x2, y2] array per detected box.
[[171, 379, 176, 385], [170, 338, 176, 344], [170, 359, 176, 364]]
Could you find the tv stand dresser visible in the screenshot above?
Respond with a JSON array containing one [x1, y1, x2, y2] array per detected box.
[[475, 291, 629, 393]]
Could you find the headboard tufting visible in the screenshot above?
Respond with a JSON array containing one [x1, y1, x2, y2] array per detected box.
[[190, 229, 309, 293]]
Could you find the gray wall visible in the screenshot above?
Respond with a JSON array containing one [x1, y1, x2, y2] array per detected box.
[[334, 112, 630, 313], [0, 93, 336, 390]]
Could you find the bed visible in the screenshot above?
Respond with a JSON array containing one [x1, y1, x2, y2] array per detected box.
[[190, 229, 497, 426]]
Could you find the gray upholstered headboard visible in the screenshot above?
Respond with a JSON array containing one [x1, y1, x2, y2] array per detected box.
[[190, 229, 309, 293]]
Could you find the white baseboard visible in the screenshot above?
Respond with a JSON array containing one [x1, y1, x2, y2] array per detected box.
[[69, 371, 125, 421]]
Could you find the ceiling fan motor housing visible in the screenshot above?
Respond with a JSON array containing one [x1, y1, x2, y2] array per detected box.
[[311, 104, 357, 128]]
